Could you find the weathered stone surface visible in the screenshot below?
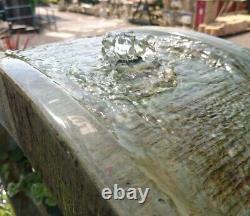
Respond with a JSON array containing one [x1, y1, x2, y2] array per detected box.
[[0, 27, 249, 216]]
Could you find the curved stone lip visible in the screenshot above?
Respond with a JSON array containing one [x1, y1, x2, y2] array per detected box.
[[0, 27, 248, 215], [0, 57, 180, 215], [0, 57, 127, 215]]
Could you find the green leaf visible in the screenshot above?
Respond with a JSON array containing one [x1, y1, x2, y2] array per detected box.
[[0, 192, 15, 216], [7, 183, 20, 197], [0, 164, 9, 176], [44, 196, 57, 207], [30, 183, 47, 202], [24, 173, 41, 183]]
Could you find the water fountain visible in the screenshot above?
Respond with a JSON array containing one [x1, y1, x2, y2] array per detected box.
[[0, 27, 249, 215]]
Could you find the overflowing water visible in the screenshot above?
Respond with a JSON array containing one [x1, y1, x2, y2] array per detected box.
[[8, 30, 250, 216], [100, 32, 178, 102]]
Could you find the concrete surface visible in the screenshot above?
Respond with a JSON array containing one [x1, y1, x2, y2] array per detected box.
[[6, 7, 250, 50], [225, 32, 250, 49], [26, 7, 135, 48]]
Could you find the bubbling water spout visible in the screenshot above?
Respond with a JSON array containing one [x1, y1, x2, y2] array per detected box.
[[102, 32, 158, 66], [100, 31, 177, 99]]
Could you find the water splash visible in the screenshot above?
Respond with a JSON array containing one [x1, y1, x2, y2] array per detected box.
[[12, 31, 250, 216], [101, 32, 158, 66], [100, 32, 177, 101]]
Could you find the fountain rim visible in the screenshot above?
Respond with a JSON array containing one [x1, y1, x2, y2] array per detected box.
[[0, 27, 249, 215]]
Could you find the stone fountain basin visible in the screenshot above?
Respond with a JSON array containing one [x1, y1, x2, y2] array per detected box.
[[0, 27, 249, 216]]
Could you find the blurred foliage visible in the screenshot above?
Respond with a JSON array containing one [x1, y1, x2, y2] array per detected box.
[[5, 172, 57, 207], [6, 174, 57, 207], [0, 185, 14, 216], [155, 0, 163, 8], [37, 0, 60, 5], [80, 0, 99, 5], [0, 145, 58, 216]]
